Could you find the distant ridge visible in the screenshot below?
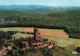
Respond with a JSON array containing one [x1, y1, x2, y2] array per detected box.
[[0, 5, 80, 14]]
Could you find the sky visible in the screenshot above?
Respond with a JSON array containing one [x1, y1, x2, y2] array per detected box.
[[0, 0, 80, 7]]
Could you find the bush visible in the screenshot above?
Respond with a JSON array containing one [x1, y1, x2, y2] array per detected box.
[[4, 54, 11, 56], [76, 47, 80, 53]]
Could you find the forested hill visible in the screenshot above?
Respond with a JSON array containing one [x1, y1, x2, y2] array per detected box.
[[0, 5, 80, 14], [47, 10, 80, 38], [0, 5, 64, 14], [48, 10, 80, 28], [0, 10, 80, 38], [0, 10, 40, 17]]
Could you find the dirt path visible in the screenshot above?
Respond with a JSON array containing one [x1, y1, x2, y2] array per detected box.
[[41, 33, 68, 38], [23, 29, 33, 32]]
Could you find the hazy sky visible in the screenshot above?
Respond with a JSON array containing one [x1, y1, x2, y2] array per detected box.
[[0, 0, 80, 7]]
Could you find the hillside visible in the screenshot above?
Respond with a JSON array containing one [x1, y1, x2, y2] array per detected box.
[[0, 5, 80, 14], [47, 10, 80, 38], [0, 9, 80, 39]]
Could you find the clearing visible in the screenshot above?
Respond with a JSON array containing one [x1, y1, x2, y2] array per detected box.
[[0, 27, 80, 53]]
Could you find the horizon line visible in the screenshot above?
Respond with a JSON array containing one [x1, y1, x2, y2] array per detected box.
[[0, 4, 80, 7]]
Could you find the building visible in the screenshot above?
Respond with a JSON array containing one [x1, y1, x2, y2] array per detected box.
[[34, 28, 39, 40]]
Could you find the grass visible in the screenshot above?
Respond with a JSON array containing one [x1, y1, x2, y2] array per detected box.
[[40, 35, 70, 47], [38, 28, 68, 35], [40, 35, 80, 52], [0, 27, 32, 32], [0, 27, 80, 53], [65, 39, 80, 52], [13, 32, 33, 39]]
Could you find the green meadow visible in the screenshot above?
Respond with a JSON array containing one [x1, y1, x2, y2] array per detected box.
[[0, 27, 80, 53]]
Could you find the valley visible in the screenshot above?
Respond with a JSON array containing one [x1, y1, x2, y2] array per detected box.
[[0, 27, 80, 54], [0, 5, 80, 56]]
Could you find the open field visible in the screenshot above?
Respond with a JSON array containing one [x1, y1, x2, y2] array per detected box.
[[40, 35, 80, 52], [13, 33, 33, 39], [0, 27, 80, 53], [0, 27, 32, 32], [0, 27, 69, 38], [23, 28, 69, 38]]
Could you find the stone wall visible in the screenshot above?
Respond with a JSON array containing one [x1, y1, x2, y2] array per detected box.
[[34, 28, 39, 40]]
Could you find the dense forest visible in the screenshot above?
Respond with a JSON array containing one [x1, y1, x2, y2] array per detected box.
[[0, 9, 80, 39]]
